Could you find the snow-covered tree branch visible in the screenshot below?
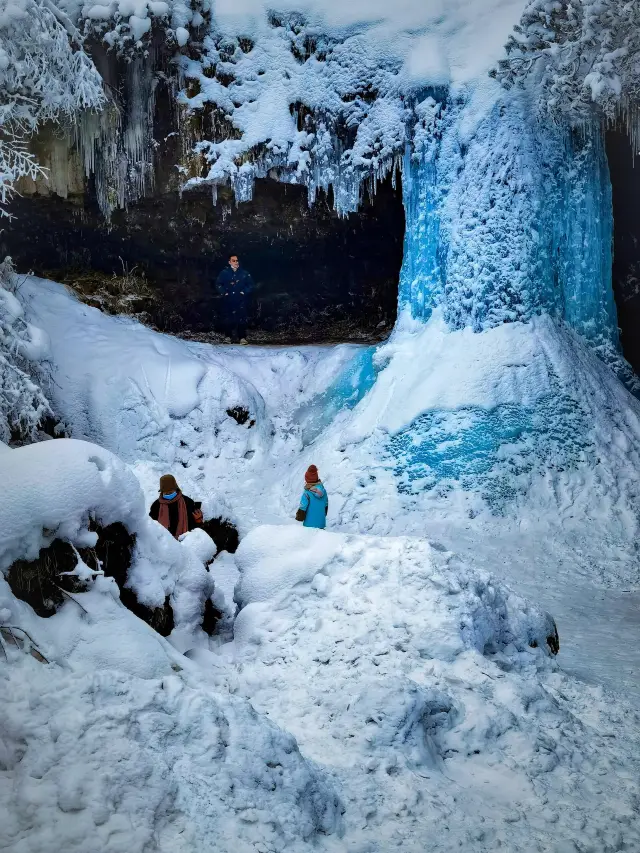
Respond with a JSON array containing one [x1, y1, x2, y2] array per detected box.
[[0, 0, 105, 217], [491, 0, 640, 124], [0, 257, 52, 442]]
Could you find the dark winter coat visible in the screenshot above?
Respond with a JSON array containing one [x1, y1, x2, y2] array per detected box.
[[149, 494, 200, 537], [215, 266, 254, 311]]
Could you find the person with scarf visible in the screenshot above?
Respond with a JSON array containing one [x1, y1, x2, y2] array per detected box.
[[295, 465, 329, 529], [149, 474, 204, 539]]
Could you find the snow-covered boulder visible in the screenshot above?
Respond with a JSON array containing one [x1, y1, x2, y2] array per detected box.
[[0, 438, 217, 650], [0, 438, 144, 572], [234, 525, 558, 660]]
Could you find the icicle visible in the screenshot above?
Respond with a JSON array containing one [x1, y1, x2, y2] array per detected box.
[[71, 50, 158, 220]]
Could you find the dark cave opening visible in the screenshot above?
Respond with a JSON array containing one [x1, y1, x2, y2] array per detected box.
[[606, 128, 640, 374], [0, 174, 404, 344]]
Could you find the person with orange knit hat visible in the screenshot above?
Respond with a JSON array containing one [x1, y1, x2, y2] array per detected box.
[[295, 465, 328, 529]]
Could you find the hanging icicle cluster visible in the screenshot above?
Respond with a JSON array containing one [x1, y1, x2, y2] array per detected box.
[[175, 13, 413, 215], [75, 56, 158, 218]]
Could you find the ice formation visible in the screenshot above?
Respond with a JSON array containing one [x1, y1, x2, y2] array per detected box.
[[3, 1, 640, 851], [400, 92, 631, 381]]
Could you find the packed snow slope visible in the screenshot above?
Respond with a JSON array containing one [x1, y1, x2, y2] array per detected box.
[[2, 275, 640, 852], [23, 274, 640, 706], [219, 525, 639, 853], [23, 276, 640, 561]]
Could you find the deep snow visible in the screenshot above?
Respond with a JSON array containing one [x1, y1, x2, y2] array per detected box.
[[2, 275, 640, 852]]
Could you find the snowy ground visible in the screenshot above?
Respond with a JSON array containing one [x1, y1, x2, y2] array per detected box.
[[2, 276, 640, 852]]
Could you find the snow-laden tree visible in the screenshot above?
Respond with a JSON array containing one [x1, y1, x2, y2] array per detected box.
[[0, 257, 52, 443], [0, 0, 105, 216], [491, 0, 640, 125]]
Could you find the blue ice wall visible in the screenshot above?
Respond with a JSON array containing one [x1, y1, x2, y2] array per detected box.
[[399, 94, 621, 362], [398, 153, 443, 321], [294, 346, 377, 447], [546, 128, 619, 362], [386, 92, 633, 510]]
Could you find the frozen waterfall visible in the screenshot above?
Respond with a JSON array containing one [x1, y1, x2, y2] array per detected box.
[[400, 94, 620, 360]]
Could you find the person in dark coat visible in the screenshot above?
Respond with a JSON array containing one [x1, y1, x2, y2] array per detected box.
[[215, 253, 254, 343], [149, 474, 203, 539]]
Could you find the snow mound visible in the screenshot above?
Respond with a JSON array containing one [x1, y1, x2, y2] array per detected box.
[[21, 277, 268, 471], [234, 525, 557, 662], [0, 437, 213, 649], [0, 438, 144, 573], [0, 658, 342, 853], [220, 524, 640, 852]]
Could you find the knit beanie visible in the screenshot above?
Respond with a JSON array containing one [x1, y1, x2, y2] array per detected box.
[[304, 465, 320, 484], [159, 474, 179, 494]]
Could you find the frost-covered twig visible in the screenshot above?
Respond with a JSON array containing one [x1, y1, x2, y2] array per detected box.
[[0, 626, 49, 663], [0, 0, 105, 217], [492, 0, 640, 127], [55, 585, 89, 614]]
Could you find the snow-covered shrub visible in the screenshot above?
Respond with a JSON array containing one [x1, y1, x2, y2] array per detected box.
[[0, 0, 105, 216], [0, 258, 52, 443], [492, 0, 640, 130]]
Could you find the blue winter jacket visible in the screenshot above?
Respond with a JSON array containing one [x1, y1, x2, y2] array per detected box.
[[215, 266, 254, 309], [299, 483, 328, 529]]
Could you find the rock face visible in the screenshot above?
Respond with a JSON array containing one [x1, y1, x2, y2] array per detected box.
[[1, 175, 403, 343], [0, 30, 405, 344], [607, 128, 640, 375], [5, 517, 239, 637]]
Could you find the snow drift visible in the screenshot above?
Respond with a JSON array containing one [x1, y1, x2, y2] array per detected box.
[[0, 439, 343, 853], [218, 524, 640, 852]]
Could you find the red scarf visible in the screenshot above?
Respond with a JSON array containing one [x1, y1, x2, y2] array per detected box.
[[158, 492, 189, 538]]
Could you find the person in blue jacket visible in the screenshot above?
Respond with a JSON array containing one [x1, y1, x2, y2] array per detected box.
[[296, 465, 329, 529], [215, 253, 254, 343]]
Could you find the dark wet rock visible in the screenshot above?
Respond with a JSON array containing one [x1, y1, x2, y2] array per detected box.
[[6, 539, 88, 618], [201, 518, 240, 555], [607, 128, 640, 374], [201, 597, 223, 636], [226, 406, 255, 427], [546, 621, 560, 656], [5, 517, 238, 638], [5, 521, 176, 635]]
